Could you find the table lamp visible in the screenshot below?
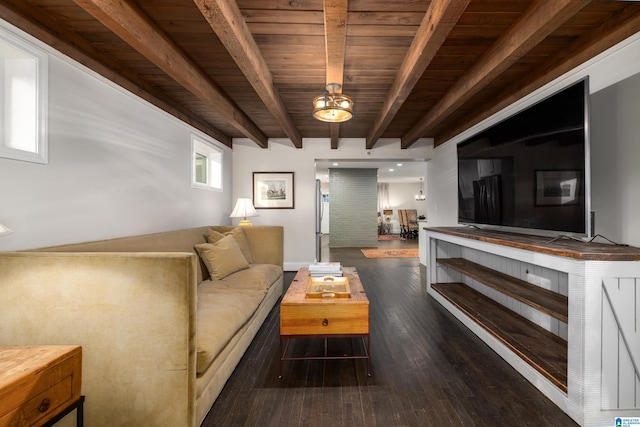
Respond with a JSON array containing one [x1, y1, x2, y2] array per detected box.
[[0, 221, 12, 236], [230, 198, 258, 226]]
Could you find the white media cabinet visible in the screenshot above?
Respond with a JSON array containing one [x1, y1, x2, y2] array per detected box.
[[426, 227, 640, 427]]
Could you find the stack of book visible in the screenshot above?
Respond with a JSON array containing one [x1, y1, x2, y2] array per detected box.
[[308, 261, 342, 277]]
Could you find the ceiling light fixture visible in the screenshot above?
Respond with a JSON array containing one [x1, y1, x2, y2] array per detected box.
[[312, 83, 354, 123]]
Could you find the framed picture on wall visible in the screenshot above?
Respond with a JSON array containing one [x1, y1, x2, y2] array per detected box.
[[535, 170, 581, 206], [253, 172, 295, 209]]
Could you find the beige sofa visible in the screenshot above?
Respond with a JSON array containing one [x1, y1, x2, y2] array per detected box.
[[0, 225, 284, 426]]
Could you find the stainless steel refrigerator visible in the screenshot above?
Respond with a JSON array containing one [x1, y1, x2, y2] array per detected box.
[[315, 179, 323, 261]]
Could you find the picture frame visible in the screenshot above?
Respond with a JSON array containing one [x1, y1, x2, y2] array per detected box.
[[253, 172, 295, 209], [535, 170, 581, 206]]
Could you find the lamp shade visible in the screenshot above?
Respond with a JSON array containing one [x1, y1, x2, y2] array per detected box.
[[230, 198, 258, 226], [0, 221, 12, 236]]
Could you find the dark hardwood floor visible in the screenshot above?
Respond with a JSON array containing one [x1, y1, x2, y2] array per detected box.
[[202, 235, 578, 426]]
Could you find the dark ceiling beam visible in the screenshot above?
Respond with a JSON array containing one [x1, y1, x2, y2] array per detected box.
[[434, 4, 640, 147], [330, 123, 339, 149], [401, 0, 590, 149], [193, 0, 303, 148], [323, 0, 348, 148], [71, 0, 268, 148], [323, 0, 348, 88], [365, 0, 469, 150], [0, 0, 232, 147]]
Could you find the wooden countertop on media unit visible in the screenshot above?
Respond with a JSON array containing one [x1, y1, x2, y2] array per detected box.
[[426, 227, 640, 261]]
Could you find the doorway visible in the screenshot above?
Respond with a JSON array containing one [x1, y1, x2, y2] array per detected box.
[[314, 159, 428, 260]]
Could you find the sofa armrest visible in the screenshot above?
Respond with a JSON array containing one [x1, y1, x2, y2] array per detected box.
[[0, 252, 198, 426]]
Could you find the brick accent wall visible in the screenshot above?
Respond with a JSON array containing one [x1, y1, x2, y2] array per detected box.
[[329, 168, 378, 247]]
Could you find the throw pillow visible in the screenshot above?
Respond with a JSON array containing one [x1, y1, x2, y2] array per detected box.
[[223, 227, 253, 264], [207, 229, 225, 243], [195, 236, 250, 280]]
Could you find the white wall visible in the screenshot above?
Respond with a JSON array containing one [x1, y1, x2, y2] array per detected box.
[[426, 142, 458, 228], [427, 32, 640, 246], [591, 71, 640, 245], [232, 138, 432, 270], [0, 20, 233, 251]]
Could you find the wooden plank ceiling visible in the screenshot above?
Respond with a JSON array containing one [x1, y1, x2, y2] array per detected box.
[[1, 0, 639, 149]]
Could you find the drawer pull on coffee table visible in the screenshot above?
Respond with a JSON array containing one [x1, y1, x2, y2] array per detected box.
[[322, 319, 329, 326], [38, 398, 51, 413]]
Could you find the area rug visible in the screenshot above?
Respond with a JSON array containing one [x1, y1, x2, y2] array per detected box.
[[377, 235, 405, 241], [360, 248, 419, 258]]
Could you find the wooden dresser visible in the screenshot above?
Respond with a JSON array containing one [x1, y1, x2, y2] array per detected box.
[[0, 346, 82, 427]]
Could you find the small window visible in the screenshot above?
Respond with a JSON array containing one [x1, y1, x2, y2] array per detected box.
[[0, 26, 48, 164], [191, 134, 222, 191], [194, 152, 207, 184]]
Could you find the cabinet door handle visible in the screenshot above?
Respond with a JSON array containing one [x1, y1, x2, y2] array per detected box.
[[322, 318, 329, 326], [38, 398, 51, 413]]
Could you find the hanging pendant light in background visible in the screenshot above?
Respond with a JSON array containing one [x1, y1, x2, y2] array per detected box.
[[415, 177, 426, 201]]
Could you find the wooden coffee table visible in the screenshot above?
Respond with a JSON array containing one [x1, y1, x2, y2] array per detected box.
[[279, 266, 371, 377]]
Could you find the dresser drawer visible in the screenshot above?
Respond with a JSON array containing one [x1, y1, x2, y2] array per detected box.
[[0, 376, 74, 427], [280, 304, 369, 335], [0, 346, 82, 427]]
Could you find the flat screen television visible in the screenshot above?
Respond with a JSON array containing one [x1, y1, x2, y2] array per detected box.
[[457, 78, 591, 237]]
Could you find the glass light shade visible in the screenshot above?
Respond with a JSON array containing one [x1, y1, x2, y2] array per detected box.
[[312, 86, 354, 123], [0, 222, 13, 236], [230, 198, 258, 226], [415, 178, 426, 201]]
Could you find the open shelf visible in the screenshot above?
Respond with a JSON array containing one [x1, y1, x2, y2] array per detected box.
[[431, 282, 568, 392], [427, 226, 640, 425], [437, 257, 568, 323]]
